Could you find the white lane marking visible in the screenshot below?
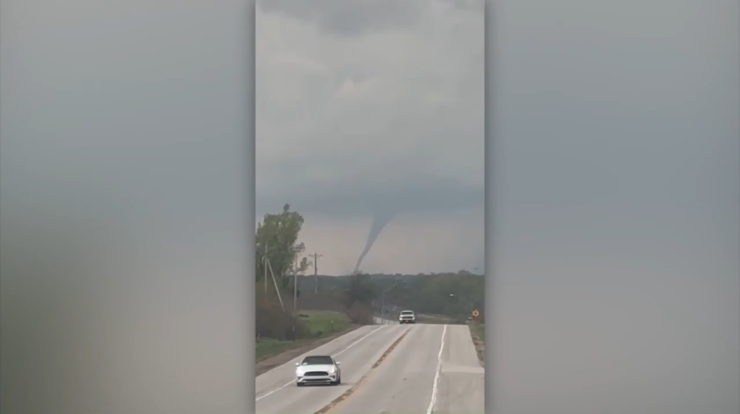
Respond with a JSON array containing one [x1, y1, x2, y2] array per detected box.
[[426, 324, 447, 414], [256, 325, 387, 401]]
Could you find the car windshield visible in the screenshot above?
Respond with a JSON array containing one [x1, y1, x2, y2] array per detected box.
[[301, 356, 333, 365], [401, 311, 414, 315]]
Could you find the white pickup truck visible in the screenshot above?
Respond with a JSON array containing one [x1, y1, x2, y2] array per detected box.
[[398, 310, 416, 324]]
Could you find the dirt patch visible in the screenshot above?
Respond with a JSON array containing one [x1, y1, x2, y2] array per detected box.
[[316, 327, 411, 414], [468, 323, 485, 367], [255, 325, 361, 376]]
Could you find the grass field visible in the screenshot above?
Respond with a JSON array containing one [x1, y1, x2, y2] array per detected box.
[[256, 310, 352, 361]]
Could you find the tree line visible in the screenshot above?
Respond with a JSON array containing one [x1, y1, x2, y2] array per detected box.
[[299, 272, 484, 322]]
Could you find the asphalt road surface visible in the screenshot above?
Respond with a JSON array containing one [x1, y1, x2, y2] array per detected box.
[[256, 323, 484, 414]]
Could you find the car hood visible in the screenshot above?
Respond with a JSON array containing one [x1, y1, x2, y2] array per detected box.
[[296, 364, 336, 373]]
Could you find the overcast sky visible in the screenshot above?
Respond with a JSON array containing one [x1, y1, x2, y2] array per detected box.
[[256, 0, 485, 275]]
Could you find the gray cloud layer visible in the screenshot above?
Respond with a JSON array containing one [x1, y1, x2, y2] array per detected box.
[[258, 0, 426, 37], [256, 0, 484, 226]]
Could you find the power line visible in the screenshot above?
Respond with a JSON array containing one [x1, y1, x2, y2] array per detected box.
[[308, 253, 323, 294]]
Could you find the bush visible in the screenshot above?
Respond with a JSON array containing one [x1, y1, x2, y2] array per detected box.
[[256, 296, 308, 340], [346, 301, 374, 325]]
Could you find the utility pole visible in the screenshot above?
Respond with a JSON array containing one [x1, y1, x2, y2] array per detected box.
[[308, 253, 323, 294], [293, 254, 299, 312], [266, 259, 284, 311], [261, 246, 269, 296]]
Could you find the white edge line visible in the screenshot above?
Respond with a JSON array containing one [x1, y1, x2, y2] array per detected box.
[[255, 325, 387, 401], [426, 324, 447, 414]]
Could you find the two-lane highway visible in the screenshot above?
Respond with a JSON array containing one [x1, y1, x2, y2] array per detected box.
[[256, 324, 484, 414], [328, 324, 484, 414], [256, 324, 408, 414]]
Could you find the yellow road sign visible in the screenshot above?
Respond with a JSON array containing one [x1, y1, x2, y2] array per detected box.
[[472, 309, 480, 318]]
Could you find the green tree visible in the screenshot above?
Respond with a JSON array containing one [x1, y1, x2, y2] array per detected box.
[[256, 204, 310, 290]]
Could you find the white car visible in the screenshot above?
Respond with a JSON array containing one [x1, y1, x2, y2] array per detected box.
[[295, 355, 342, 386], [399, 310, 416, 324]]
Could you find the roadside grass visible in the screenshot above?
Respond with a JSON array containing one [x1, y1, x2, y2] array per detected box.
[[470, 321, 484, 341], [256, 338, 305, 360], [256, 310, 352, 361], [300, 310, 352, 336], [468, 322, 485, 366]]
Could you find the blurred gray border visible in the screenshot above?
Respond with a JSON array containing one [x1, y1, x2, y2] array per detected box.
[[483, 0, 493, 411], [247, 1, 257, 413], [483, 0, 739, 413]]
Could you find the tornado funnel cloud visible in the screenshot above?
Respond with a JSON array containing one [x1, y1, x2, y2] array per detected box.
[[353, 210, 395, 274]]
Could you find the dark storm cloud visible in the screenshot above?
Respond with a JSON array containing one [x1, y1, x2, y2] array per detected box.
[[257, 0, 426, 37]]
